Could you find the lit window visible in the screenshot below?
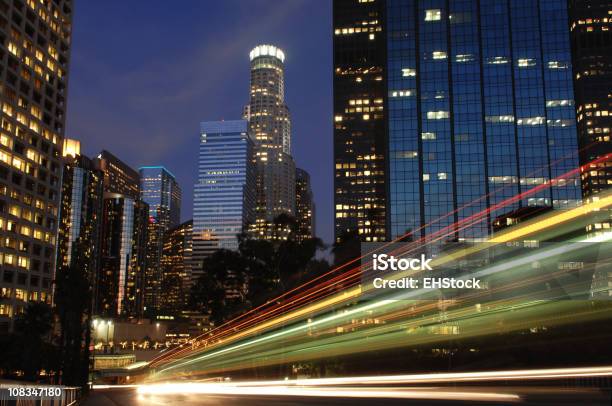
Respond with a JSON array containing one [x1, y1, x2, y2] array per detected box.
[[485, 115, 515, 123], [423, 174, 430, 181], [438, 172, 447, 180], [427, 111, 449, 120], [421, 132, 436, 140], [401, 68, 416, 77], [390, 90, 414, 97], [546, 99, 573, 107], [517, 116, 545, 126], [455, 54, 474, 63], [487, 56, 508, 65], [517, 58, 536, 67], [432, 51, 447, 60], [425, 9, 441, 21], [548, 61, 569, 69]]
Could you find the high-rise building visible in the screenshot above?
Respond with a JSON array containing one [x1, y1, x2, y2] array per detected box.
[[56, 139, 103, 290], [193, 120, 255, 272], [160, 220, 192, 315], [139, 166, 181, 315], [97, 194, 148, 318], [96, 150, 140, 200], [333, 1, 387, 243], [94, 151, 148, 318], [139, 166, 181, 229], [569, 0, 612, 234], [295, 167, 315, 242], [245, 45, 296, 238], [0, 0, 73, 331], [333, 0, 583, 243]]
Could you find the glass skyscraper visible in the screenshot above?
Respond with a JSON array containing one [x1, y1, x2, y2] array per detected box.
[[95, 151, 148, 318], [139, 166, 181, 229], [334, 0, 582, 242], [139, 166, 181, 314], [192, 120, 255, 269], [57, 139, 103, 294]]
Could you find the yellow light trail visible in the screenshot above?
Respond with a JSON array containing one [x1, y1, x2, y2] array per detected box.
[[150, 194, 612, 379]]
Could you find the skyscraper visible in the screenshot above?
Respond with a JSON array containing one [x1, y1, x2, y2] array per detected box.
[[569, 0, 612, 234], [97, 194, 148, 318], [0, 0, 73, 331], [245, 45, 296, 238], [193, 120, 255, 271], [333, 1, 387, 243], [295, 167, 316, 242], [139, 166, 181, 314], [96, 150, 140, 200], [334, 0, 582, 242], [56, 139, 103, 290], [139, 166, 181, 229], [160, 220, 192, 315], [95, 151, 148, 318]]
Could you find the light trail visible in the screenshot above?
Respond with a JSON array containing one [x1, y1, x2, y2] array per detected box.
[[136, 384, 522, 402], [150, 153, 609, 367], [136, 365, 612, 402], [149, 196, 612, 377]]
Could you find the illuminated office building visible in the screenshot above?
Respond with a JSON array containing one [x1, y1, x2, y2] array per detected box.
[[160, 219, 192, 315], [245, 45, 296, 238], [295, 167, 315, 242], [569, 0, 612, 234], [56, 139, 103, 291], [95, 151, 147, 318], [139, 166, 181, 314], [139, 166, 181, 229], [0, 0, 73, 331], [192, 120, 255, 272], [96, 150, 139, 200], [334, 0, 582, 242], [333, 0, 387, 242]]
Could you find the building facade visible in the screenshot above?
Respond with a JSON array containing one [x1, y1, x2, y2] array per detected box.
[[97, 194, 148, 318], [569, 0, 612, 235], [0, 0, 73, 331], [95, 150, 140, 200], [139, 166, 181, 315], [333, 1, 387, 243], [295, 167, 315, 241], [245, 45, 296, 238], [95, 151, 148, 318], [334, 0, 583, 242], [160, 219, 192, 315], [139, 166, 181, 229], [193, 120, 255, 272], [56, 139, 103, 290]]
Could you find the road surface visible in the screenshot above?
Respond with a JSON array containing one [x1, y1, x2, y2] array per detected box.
[[84, 386, 612, 405]]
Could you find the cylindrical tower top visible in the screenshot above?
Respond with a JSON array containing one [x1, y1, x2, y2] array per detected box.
[[249, 44, 285, 63]]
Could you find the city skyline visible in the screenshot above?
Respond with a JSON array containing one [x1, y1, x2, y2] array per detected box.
[[65, 0, 334, 244]]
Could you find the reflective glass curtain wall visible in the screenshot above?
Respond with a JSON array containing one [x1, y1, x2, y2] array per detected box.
[[387, 0, 581, 241]]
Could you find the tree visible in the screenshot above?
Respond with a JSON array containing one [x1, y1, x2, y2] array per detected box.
[[189, 249, 250, 325], [13, 302, 56, 381], [332, 230, 361, 267], [190, 234, 329, 323], [54, 263, 92, 387]]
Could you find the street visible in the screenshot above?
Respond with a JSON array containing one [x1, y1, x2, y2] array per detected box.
[[84, 386, 612, 405]]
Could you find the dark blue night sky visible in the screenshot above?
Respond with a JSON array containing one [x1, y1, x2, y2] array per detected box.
[[66, 0, 333, 244]]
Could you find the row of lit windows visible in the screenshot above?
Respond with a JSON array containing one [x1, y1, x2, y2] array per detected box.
[[0, 217, 54, 243]]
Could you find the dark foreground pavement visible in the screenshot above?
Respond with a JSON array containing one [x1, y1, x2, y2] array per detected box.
[[84, 386, 612, 406]]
